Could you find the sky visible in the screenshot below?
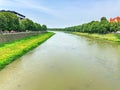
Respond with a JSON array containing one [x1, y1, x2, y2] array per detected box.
[[0, 0, 120, 28]]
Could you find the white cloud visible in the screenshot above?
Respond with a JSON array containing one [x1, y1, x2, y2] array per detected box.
[[0, 0, 58, 16], [15, 0, 56, 15], [0, 0, 3, 4]]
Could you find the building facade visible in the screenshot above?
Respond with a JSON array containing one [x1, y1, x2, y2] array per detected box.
[[0, 10, 25, 19], [110, 17, 120, 22]]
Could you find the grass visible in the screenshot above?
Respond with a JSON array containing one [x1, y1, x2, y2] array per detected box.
[[72, 32, 120, 42], [0, 32, 54, 70]]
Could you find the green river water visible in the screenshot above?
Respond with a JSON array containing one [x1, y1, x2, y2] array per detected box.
[[0, 31, 120, 90]]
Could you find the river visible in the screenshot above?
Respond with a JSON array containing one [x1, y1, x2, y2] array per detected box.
[[0, 31, 120, 90]]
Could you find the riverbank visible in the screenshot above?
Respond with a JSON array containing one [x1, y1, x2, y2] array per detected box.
[[0, 32, 54, 70], [72, 32, 120, 42], [0, 32, 42, 44]]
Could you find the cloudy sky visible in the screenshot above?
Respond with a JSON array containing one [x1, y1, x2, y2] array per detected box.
[[0, 0, 120, 28]]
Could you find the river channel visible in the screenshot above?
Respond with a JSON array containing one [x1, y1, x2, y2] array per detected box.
[[0, 31, 120, 90]]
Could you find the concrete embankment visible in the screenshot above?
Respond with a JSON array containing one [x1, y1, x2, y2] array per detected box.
[[0, 32, 41, 44]]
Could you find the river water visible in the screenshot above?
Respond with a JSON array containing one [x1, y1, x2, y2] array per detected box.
[[0, 31, 120, 90]]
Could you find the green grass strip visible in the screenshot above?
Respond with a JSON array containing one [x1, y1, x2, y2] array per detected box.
[[0, 32, 54, 70], [72, 32, 120, 42]]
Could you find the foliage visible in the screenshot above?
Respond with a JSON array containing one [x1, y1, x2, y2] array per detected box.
[[20, 18, 34, 31], [0, 12, 47, 32], [63, 17, 120, 34], [101, 17, 108, 22], [48, 28, 64, 31], [0, 32, 54, 70], [41, 24, 47, 31], [0, 12, 20, 31], [73, 32, 120, 42], [34, 23, 41, 31], [0, 13, 6, 31]]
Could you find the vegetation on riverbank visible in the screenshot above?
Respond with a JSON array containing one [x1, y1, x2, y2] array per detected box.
[[0, 12, 47, 32], [0, 32, 54, 70], [64, 17, 120, 34], [48, 16, 120, 42], [72, 32, 120, 42]]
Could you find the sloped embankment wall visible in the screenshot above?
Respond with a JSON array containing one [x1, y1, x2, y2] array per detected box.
[[0, 32, 41, 44]]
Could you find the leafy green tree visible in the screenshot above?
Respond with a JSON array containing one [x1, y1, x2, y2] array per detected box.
[[20, 18, 34, 31], [62, 16, 114, 34], [0, 12, 20, 32], [101, 17, 108, 22], [0, 13, 7, 32], [0, 12, 46, 32], [109, 22, 120, 32], [34, 23, 41, 31], [19, 20, 26, 31], [41, 25, 47, 31], [3, 12, 20, 31], [20, 19, 43, 32]]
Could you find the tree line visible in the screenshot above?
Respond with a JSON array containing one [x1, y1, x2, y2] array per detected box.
[[0, 12, 47, 33], [64, 17, 120, 34], [48, 28, 64, 31]]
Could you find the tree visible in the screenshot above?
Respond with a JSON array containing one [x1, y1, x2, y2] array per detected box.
[[20, 19, 44, 32], [19, 18, 34, 31], [41, 25, 47, 31], [0, 12, 46, 32], [0, 13, 7, 32], [2, 12, 20, 31], [109, 22, 119, 32], [62, 16, 115, 34], [101, 17, 108, 22], [19, 20, 26, 31], [34, 23, 41, 31], [0, 12, 20, 32]]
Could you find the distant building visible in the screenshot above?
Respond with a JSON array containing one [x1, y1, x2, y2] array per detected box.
[[0, 10, 25, 19], [110, 16, 120, 22]]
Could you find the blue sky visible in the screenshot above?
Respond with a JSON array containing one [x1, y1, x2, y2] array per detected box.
[[0, 0, 120, 28]]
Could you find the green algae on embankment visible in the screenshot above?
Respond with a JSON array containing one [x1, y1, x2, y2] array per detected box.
[[0, 32, 55, 70], [72, 32, 120, 42]]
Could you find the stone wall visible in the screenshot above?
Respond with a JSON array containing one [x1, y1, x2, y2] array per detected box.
[[0, 32, 41, 44]]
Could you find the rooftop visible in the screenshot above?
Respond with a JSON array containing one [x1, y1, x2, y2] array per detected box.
[[0, 10, 25, 19]]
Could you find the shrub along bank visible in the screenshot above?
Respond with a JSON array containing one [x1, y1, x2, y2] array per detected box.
[[0, 32, 54, 70], [72, 32, 120, 42]]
